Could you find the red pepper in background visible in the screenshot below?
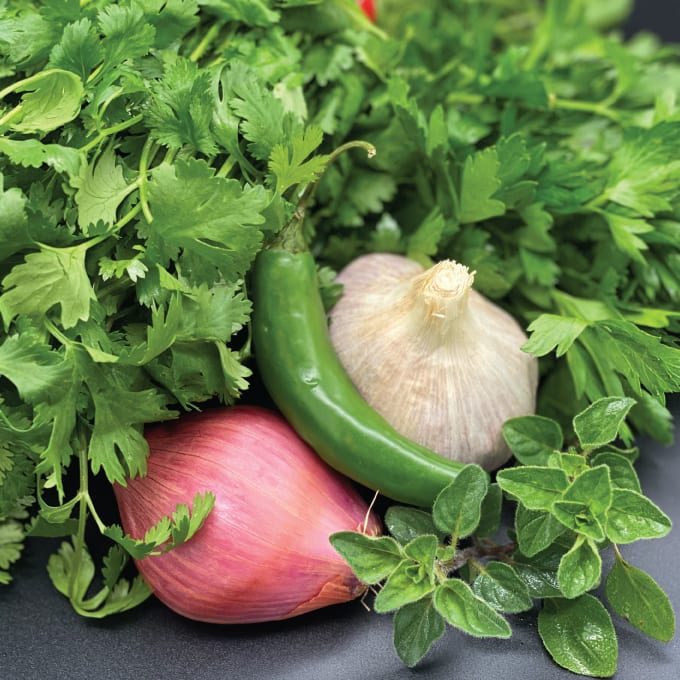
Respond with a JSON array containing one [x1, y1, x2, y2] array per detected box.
[[358, 0, 376, 22]]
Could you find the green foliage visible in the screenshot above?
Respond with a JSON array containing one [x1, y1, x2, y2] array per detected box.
[[538, 596, 618, 678], [332, 399, 674, 676], [1, 3, 678, 673]]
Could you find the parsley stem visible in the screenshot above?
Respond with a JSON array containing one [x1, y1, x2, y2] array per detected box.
[[138, 137, 157, 223], [446, 92, 484, 105], [216, 156, 237, 178], [549, 96, 620, 122], [80, 114, 144, 153], [190, 23, 222, 63], [85, 494, 108, 534]]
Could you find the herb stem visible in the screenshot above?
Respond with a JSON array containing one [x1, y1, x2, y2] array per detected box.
[[85, 494, 108, 534], [0, 104, 24, 130], [190, 23, 223, 62], [549, 95, 620, 122], [446, 92, 484, 105], [138, 136, 157, 223], [80, 114, 144, 153], [68, 428, 91, 607], [216, 155, 237, 178], [114, 202, 142, 230], [440, 540, 516, 575]]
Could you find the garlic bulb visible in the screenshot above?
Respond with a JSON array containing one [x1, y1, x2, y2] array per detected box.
[[328, 253, 538, 471]]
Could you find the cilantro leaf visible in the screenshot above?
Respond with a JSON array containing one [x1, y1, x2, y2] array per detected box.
[[72, 148, 134, 229], [85, 359, 175, 484], [47, 17, 104, 82], [2, 68, 84, 134], [0, 242, 96, 329], [146, 57, 218, 155], [268, 125, 328, 194], [144, 158, 269, 284]]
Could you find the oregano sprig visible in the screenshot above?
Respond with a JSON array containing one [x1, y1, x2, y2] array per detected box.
[[330, 397, 675, 676]]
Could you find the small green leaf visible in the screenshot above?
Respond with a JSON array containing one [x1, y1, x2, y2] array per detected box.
[[573, 397, 636, 449], [538, 595, 618, 677], [0, 243, 95, 329], [472, 562, 533, 613], [548, 452, 588, 477], [433, 579, 512, 638], [458, 147, 505, 224], [605, 489, 672, 543], [590, 452, 641, 492], [562, 465, 613, 520], [557, 536, 602, 599], [496, 466, 569, 510], [168, 491, 215, 547], [47, 539, 95, 603], [393, 597, 446, 668], [0, 520, 24, 584], [432, 464, 488, 539], [103, 492, 215, 560], [373, 560, 436, 613], [513, 543, 566, 599], [73, 147, 133, 228], [385, 506, 445, 545], [522, 314, 589, 357], [268, 125, 328, 194], [606, 554, 675, 642], [552, 500, 606, 542], [475, 483, 503, 538], [515, 504, 566, 557], [4, 69, 84, 134], [403, 535, 439, 567], [329, 532, 404, 584], [502, 415, 563, 465]]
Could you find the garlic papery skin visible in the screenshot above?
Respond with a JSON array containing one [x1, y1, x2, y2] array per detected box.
[[328, 253, 539, 471], [113, 406, 381, 624]]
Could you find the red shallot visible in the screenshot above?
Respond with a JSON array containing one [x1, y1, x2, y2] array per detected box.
[[113, 406, 381, 623]]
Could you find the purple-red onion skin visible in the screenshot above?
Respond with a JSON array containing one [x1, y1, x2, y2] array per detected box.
[[113, 406, 381, 623]]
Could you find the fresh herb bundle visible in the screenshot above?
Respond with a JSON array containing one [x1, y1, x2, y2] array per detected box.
[[332, 397, 674, 675], [0, 0, 678, 676]]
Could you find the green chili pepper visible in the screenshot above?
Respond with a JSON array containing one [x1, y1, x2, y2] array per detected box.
[[251, 233, 467, 509]]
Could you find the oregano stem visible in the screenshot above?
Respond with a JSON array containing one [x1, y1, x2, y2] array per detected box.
[[440, 540, 516, 575]]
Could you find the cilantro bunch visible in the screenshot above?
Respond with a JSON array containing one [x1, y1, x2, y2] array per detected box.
[[0, 0, 376, 601], [0, 1, 678, 675]]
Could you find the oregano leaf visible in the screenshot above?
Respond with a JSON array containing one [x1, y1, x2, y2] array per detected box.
[[433, 579, 512, 638], [393, 597, 446, 668], [557, 535, 602, 599], [329, 532, 404, 584], [538, 595, 618, 677], [432, 464, 488, 539], [605, 554, 675, 642], [573, 397, 636, 449]]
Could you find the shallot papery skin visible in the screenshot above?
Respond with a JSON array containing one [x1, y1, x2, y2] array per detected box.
[[113, 406, 381, 623]]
